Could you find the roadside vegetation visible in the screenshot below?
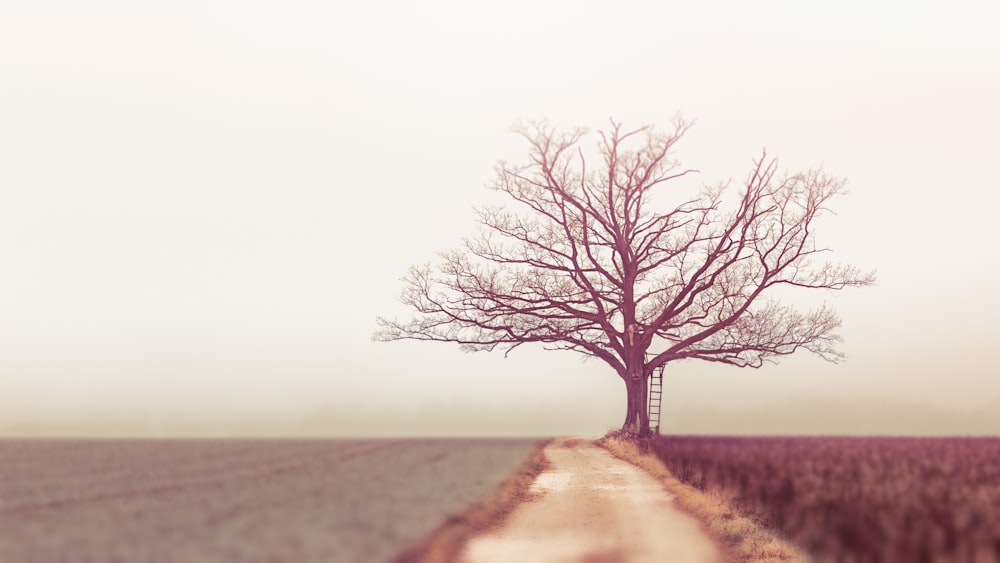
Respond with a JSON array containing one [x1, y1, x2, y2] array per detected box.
[[644, 436, 1000, 562], [599, 434, 808, 563], [392, 439, 552, 563]]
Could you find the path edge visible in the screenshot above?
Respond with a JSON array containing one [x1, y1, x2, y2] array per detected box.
[[597, 435, 810, 563], [392, 438, 553, 563]]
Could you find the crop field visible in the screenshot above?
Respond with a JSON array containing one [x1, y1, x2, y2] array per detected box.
[[0, 437, 540, 562], [650, 436, 1000, 562]]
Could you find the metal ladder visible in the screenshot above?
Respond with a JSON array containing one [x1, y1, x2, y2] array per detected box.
[[648, 364, 664, 434]]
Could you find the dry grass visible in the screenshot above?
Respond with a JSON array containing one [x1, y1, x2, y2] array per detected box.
[[598, 435, 809, 563], [650, 436, 1000, 561], [392, 439, 552, 563]]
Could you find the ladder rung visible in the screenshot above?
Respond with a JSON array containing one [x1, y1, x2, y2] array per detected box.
[[647, 366, 663, 432]]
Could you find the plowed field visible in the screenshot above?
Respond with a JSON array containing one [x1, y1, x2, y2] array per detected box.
[[0, 438, 540, 562]]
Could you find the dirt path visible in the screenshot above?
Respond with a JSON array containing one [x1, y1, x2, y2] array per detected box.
[[460, 438, 723, 563]]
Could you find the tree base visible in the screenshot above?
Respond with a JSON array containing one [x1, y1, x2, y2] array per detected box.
[[619, 419, 652, 438]]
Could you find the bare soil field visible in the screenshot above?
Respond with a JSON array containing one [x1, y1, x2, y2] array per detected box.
[[0, 438, 541, 562]]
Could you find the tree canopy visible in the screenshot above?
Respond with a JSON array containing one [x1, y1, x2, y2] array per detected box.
[[375, 118, 874, 435]]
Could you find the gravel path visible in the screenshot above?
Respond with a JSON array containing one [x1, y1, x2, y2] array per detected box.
[[461, 439, 723, 563], [0, 438, 540, 562]]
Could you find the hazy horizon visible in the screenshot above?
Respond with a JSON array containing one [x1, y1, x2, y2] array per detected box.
[[5, 393, 1000, 438], [2, 2, 998, 437]]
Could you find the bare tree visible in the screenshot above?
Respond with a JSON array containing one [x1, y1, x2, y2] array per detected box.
[[375, 118, 874, 436]]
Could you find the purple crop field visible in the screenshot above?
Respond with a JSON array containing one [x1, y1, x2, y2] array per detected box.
[[650, 436, 1000, 562]]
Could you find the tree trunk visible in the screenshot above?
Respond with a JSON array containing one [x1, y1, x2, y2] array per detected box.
[[620, 366, 649, 437]]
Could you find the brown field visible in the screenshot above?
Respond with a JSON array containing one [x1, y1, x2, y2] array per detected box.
[[0, 438, 541, 562], [649, 436, 1000, 563]]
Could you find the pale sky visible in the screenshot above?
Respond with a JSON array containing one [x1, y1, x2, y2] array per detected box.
[[2, 1, 998, 436]]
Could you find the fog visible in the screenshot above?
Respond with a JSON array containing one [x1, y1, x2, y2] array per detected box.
[[2, 1, 998, 436]]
